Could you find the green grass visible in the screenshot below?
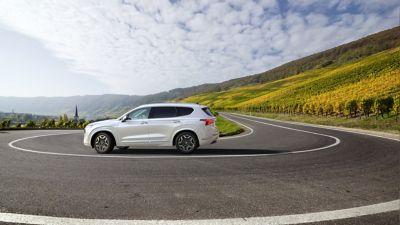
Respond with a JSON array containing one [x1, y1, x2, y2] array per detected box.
[[235, 111, 400, 135], [215, 115, 244, 137]]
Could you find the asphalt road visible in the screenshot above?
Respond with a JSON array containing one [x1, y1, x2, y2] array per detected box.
[[0, 113, 398, 224]]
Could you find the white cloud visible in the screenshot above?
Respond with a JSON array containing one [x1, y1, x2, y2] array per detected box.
[[0, 0, 398, 95]]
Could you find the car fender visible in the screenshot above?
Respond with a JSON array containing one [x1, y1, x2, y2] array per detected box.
[[88, 126, 118, 146]]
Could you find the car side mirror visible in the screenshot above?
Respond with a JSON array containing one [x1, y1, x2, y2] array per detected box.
[[121, 115, 130, 122]]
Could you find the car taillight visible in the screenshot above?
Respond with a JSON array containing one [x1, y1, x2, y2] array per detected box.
[[200, 119, 214, 125]]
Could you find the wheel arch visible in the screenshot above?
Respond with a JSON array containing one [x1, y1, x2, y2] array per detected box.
[[172, 129, 199, 146], [90, 129, 116, 148]]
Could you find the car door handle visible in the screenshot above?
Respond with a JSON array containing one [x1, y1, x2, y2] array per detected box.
[[172, 120, 181, 123], [140, 121, 148, 124]]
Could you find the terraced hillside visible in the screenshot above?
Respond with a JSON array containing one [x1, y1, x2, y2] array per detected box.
[[182, 47, 400, 117]]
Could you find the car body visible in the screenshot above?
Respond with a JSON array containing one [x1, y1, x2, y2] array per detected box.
[[83, 103, 219, 153]]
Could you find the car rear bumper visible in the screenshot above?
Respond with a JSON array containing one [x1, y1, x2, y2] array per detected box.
[[199, 130, 219, 146]]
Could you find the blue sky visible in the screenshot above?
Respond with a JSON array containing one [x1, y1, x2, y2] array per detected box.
[[0, 0, 398, 97]]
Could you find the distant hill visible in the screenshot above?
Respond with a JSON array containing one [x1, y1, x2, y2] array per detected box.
[[0, 95, 141, 119], [0, 26, 399, 119], [183, 47, 400, 115]]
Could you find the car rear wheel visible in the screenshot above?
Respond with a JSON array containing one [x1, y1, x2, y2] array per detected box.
[[175, 132, 198, 154], [93, 132, 114, 154]]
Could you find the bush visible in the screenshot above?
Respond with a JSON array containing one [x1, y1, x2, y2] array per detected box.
[[1, 120, 11, 128], [361, 98, 374, 117], [40, 119, 49, 128], [47, 119, 56, 128], [394, 96, 400, 121], [345, 100, 358, 117], [25, 120, 36, 128], [375, 96, 394, 117]]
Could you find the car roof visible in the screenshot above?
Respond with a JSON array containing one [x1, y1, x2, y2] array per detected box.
[[138, 102, 207, 108]]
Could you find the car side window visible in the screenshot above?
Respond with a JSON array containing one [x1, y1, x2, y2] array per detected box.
[[149, 107, 177, 119], [127, 108, 150, 120], [176, 107, 194, 116]]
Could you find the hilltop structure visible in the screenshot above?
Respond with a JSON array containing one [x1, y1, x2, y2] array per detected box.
[[74, 105, 79, 122]]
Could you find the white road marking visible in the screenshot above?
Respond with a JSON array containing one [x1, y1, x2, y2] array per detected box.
[[226, 113, 341, 154], [231, 112, 400, 142], [0, 200, 398, 225], [218, 114, 254, 140], [7, 114, 340, 159], [2, 115, 398, 224]]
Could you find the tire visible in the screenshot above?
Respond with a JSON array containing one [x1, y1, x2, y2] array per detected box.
[[93, 132, 114, 154], [175, 132, 198, 154]]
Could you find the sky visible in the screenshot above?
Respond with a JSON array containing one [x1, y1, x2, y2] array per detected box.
[[0, 0, 398, 97]]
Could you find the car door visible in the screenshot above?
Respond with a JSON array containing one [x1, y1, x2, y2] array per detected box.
[[147, 106, 181, 144], [117, 107, 150, 145]]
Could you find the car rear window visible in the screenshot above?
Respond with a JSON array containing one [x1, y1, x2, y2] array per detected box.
[[202, 107, 214, 117], [149, 107, 177, 118], [176, 107, 194, 116]]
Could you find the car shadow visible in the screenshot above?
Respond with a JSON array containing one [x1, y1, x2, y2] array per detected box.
[[110, 148, 287, 155]]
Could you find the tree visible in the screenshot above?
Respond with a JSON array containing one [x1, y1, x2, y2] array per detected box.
[[325, 104, 334, 116], [63, 114, 69, 123], [394, 96, 400, 121], [25, 120, 36, 128], [82, 120, 90, 128], [384, 96, 394, 116], [345, 100, 358, 117], [361, 98, 374, 118], [57, 115, 64, 128], [40, 119, 49, 128], [64, 119, 72, 128], [47, 119, 56, 128], [77, 119, 90, 129], [1, 120, 11, 129], [374, 96, 394, 118]]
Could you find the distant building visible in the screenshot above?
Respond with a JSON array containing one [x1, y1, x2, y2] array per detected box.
[[74, 105, 79, 122]]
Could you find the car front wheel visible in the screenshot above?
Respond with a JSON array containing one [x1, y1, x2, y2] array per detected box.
[[93, 132, 114, 154], [175, 132, 198, 154]]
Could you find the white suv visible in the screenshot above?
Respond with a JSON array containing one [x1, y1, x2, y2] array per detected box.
[[84, 103, 219, 154]]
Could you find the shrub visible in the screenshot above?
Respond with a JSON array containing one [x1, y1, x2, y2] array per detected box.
[[47, 119, 56, 128], [25, 120, 36, 128], [361, 98, 374, 117], [345, 100, 358, 117], [394, 96, 400, 121], [40, 119, 49, 128], [375, 96, 394, 117], [1, 120, 11, 128]]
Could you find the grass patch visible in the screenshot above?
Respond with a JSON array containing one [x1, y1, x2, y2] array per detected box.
[[235, 111, 400, 135], [216, 115, 244, 137]]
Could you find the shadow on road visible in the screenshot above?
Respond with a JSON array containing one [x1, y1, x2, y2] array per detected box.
[[110, 148, 287, 155]]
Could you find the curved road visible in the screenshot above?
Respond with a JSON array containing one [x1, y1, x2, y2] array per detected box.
[[0, 113, 398, 224]]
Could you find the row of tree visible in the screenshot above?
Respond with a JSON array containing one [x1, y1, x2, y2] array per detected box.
[[228, 96, 400, 119], [0, 114, 90, 129]]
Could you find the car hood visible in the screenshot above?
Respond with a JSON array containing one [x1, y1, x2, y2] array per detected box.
[[87, 119, 119, 128]]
